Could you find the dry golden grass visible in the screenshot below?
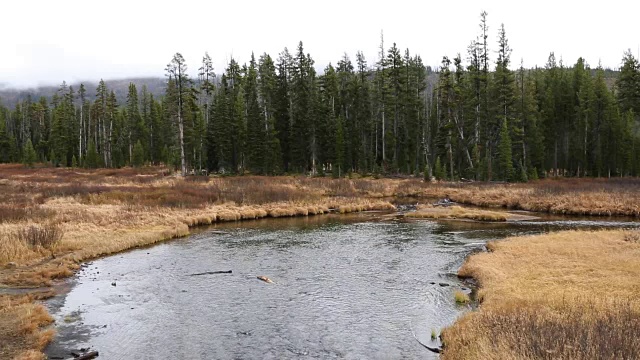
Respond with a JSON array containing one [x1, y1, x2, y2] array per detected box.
[[0, 292, 54, 360], [2, 166, 639, 358], [441, 230, 640, 360], [406, 205, 509, 222], [401, 178, 640, 217]]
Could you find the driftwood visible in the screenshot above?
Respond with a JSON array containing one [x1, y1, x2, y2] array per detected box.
[[189, 270, 232, 276], [257, 275, 274, 283], [432, 200, 457, 207], [72, 351, 99, 360], [410, 322, 442, 354], [418, 343, 441, 354]]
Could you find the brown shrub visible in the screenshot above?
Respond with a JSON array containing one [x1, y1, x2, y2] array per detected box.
[[0, 206, 56, 223], [17, 224, 64, 250]]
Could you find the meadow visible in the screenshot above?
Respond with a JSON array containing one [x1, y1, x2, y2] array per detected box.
[[2, 164, 640, 359]]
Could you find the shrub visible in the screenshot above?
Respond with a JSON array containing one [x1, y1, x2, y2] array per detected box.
[[17, 224, 64, 250]]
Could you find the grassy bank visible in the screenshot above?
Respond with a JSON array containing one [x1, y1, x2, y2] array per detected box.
[[2, 165, 640, 358], [441, 230, 640, 359], [0, 165, 401, 359], [406, 205, 511, 222]]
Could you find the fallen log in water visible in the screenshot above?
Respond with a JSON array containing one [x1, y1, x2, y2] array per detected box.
[[257, 275, 274, 283], [189, 270, 233, 276], [432, 201, 457, 207], [410, 322, 442, 354], [418, 343, 441, 354], [72, 351, 99, 360]]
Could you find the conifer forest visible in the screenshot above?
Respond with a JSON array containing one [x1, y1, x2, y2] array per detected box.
[[2, 12, 640, 181]]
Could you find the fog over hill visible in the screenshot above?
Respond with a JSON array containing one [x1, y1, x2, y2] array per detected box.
[[0, 77, 166, 108]]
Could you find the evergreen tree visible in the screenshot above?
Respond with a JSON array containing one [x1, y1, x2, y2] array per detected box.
[[290, 42, 316, 173], [434, 156, 446, 180], [258, 53, 282, 174], [616, 50, 640, 118], [125, 83, 144, 164], [498, 118, 514, 181], [0, 26, 638, 180], [132, 140, 145, 167], [85, 141, 99, 169], [22, 138, 37, 167], [165, 53, 190, 175], [244, 53, 266, 174]]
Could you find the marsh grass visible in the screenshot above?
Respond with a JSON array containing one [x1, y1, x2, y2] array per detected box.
[[442, 230, 640, 360], [406, 206, 508, 222], [0, 292, 55, 360], [2, 165, 640, 359]]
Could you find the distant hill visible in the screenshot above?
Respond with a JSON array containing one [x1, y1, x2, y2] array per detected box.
[[0, 77, 167, 108], [0, 68, 619, 109]]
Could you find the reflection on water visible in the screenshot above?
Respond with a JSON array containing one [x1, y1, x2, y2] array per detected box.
[[45, 212, 640, 359]]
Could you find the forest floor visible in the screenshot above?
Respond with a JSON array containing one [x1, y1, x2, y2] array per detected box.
[[1, 164, 640, 359], [441, 230, 640, 360]]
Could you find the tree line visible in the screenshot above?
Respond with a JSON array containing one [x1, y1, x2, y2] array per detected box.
[[2, 12, 639, 180]]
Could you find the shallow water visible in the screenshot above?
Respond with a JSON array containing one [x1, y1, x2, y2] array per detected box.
[[45, 212, 640, 359]]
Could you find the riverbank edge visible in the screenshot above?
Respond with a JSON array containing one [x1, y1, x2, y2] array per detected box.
[[439, 229, 640, 360], [1, 199, 396, 360]]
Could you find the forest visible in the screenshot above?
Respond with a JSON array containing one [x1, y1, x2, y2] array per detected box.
[[1, 12, 639, 181]]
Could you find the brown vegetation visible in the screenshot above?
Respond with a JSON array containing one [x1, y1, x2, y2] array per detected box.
[[406, 178, 640, 217], [406, 205, 509, 222], [441, 230, 640, 360], [2, 165, 639, 358], [0, 292, 55, 360]]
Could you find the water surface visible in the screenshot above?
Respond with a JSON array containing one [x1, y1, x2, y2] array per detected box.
[[45, 212, 640, 359]]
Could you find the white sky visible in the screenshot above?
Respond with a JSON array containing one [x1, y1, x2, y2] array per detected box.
[[2, 0, 639, 88]]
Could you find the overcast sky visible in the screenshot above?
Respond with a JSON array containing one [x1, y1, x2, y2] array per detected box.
[[2, 0, 639, 88]]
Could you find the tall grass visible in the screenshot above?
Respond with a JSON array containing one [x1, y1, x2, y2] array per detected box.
[[17, 224, 63, 250], [0, 292, 55, 360], [442, 230, 640, 359], [406, 206, 509, 222]]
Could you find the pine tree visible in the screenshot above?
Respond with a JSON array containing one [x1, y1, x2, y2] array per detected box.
[[132, 140, 144, 168], [616, 50, 640, 118], [493, 24, 517, 180], [244, 53, 266, 174], [258, 53, 282, 174], [85, 141, 99, 169], [22, 138, 37, 167], [198, 51, 216, 126], [290, 41, 315, 173], [434, 156, 446, 180], [125, 83, 144, 165], [498, 118, 514, 181], [165, 53, 190, 175]]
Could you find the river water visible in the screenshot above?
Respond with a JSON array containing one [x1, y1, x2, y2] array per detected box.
[[44, 211, 640, 359]]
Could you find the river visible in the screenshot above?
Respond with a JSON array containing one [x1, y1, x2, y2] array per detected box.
[[44, 210, 640, 359]]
